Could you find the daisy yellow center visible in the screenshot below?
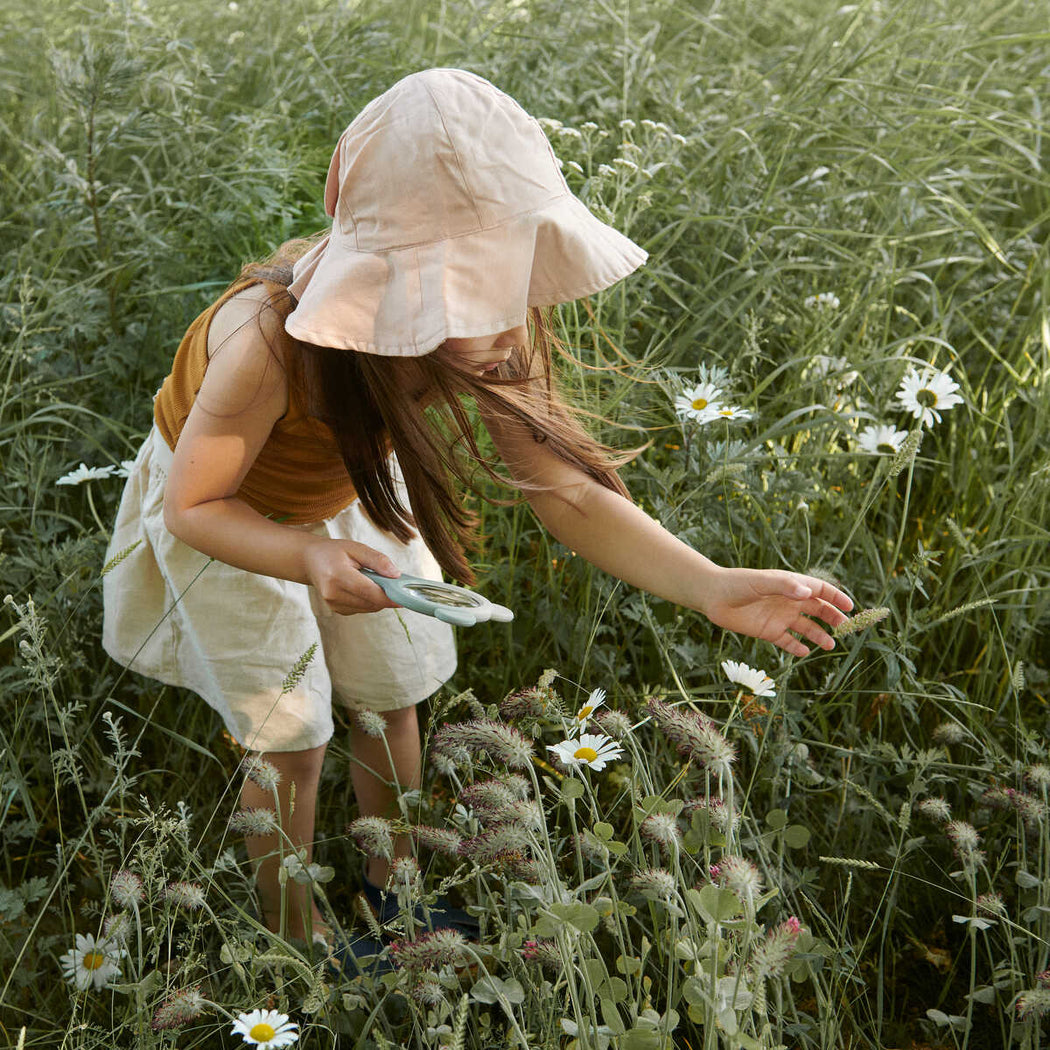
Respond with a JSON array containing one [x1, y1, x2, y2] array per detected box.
[[916, 388, 938, 408], [691, 397, 708, 411], [574, 746, 599, 762], [83, 952, 106, 970], [577, 705, 594, 719], [249, 1023, 276, 1041], [719, 408, 732, 416], [877, 442, 896, 454]]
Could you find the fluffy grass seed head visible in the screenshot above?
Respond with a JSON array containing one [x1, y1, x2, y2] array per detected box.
[[151, 985, 207, 1030], [629, 867, 678, 903], [683, 796, 740, 834], [641, 813, 682, 853], [458, 779, 527, 823], [932, 721, 967, 746], [59, 932, 125, 990], [721, 660, 775, 697], [916, 797, 952, 823], [103, 912, 133, 943], [833, 607, 890, 637], [243, 756, 282, 793], [231, 1008, 299, 1046], [645, 697, 736, 775], [593, 708, 632, 739], [413, 824, 463, 856], [110, 869, 144, 908], [410, 976, 446, 1006], [520, 938, 561, 974], [977, 892, 1006, 917], [229, 807, 279, 837], [1026, 764, 1050, 790], [346, 816, 395, 861], [163, 881, 206, 911], [1017, 988, 1050, 1019], [750, 917, 802, 979], [946, 820, 983, 864], [547, 732, 624, 772], [715, 854, 764, 900], [459, 823, 533, 864], [389, 855, 421, 895], [499, 686, 549, 721], [432, 720, 535, 769], [354, 710, 388, 738], [390, 928, 471, 973]]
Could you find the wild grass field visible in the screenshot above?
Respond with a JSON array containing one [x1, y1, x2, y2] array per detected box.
[[1, 0, 1048, 1046]]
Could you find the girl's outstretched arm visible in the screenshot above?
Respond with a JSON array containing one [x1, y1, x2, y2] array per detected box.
[[482, 411, 852, 658]]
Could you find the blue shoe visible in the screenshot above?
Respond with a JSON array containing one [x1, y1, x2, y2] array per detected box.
[[324, 926, 391, 978], [360, 874, 480, 939]]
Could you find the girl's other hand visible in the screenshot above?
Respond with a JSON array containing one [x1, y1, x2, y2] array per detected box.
[[302, 539, 402, 615], [703, 568, 854, 659]]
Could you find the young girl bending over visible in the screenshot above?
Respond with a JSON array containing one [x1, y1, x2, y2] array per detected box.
[[103, 69, 852, 954]]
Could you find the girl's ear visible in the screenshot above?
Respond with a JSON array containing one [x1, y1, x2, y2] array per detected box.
[[324, 130, 349, 218]]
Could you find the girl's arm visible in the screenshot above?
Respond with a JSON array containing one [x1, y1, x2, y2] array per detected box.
[[481, 406, 853, 658], [162, 289, 400, 615]]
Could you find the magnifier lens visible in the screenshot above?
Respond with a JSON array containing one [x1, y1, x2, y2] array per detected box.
[[404, 582, 483, 608]]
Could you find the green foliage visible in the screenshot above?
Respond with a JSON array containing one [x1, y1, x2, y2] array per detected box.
[[2, 0, 1049, 1047]]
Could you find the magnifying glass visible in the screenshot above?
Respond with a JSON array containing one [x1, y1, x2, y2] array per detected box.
[[360, 569, 515, 627]]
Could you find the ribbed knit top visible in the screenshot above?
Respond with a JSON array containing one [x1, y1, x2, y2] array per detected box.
[[154, 279, 359, 524]]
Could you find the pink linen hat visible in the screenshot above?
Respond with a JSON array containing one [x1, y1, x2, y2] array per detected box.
[[285, 68, 648, 356]]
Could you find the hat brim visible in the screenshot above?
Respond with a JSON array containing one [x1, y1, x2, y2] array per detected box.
[[285, 194, 647, 356]]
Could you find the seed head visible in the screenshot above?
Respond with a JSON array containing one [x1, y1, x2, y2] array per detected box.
[[832, 607, 890, 637], [412, 824, 463, 856], [229, 807, 279, 837], [346, 816, 395, 861], [151, 985, 207, 1030], [243, 756, 282, 793], [593, 708, 632, 739], [389, 856, 421, 895], [641, 813, 682, 853], [110, 870, 144, 908], [390, 928, 470, 973], [915, 797, 951, 823], [683, 796, 739, 834], [932, 722, 967, 746], [750, 917, 802, 979], [646, 697, 735, 774], [1017, 987, 1050, 1019], [1025, 764, 1050, 790], [715, 855, 764, 900], [354, 710, 388, 738], [629, 867, 678, 902], [104, 912, 134, 942], [977, 892, 1006, 917], [520, 938, 560, 973], [459, 779, 525, 823], [410, 977, 446, 1005], [459, 823, 532, 864], [163, 881, 206, 911], [945, 820, 981, 857], [432, 720, 535, 770], [499, 687, 548, 721]]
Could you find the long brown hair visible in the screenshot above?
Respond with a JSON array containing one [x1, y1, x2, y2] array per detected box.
[[236, 239, 636, 584]]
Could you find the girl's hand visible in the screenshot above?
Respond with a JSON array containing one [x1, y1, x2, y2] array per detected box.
[[702, 568, 854, 658], [302, 539, 402, 615]]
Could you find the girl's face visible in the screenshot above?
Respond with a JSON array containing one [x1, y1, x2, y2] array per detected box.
[[439, 324, 529, 376]]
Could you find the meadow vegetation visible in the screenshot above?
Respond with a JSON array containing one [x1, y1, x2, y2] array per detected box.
[[1, 0, 1048, 1046]]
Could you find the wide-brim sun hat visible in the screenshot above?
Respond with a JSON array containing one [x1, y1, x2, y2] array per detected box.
[[285, 68, 648, 356]]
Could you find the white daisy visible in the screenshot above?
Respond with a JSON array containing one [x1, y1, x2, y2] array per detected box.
[[895, 366, 964, 427], [114, 460, 136, 477], [713, 405, 753, 422], [803, 292, 840, 310], [231, 1009, 299, 1046], [547, 733, 624, 772], [56, 463, 116, 486], [857, 424, 909, 455], [675, 382, 723, 422], [572, 688, 607, 729], [59, 932, 125, 990], [721, 660, 775, 697]]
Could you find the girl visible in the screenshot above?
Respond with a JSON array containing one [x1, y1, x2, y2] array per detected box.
[[102, 68, 852, 955]]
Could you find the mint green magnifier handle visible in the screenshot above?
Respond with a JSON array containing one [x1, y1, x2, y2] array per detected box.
[[360, 569, 514, 627]]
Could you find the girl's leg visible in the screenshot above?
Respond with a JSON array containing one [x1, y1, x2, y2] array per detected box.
[[241, 741, 327, 941], [349, 705, 421, 885]]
